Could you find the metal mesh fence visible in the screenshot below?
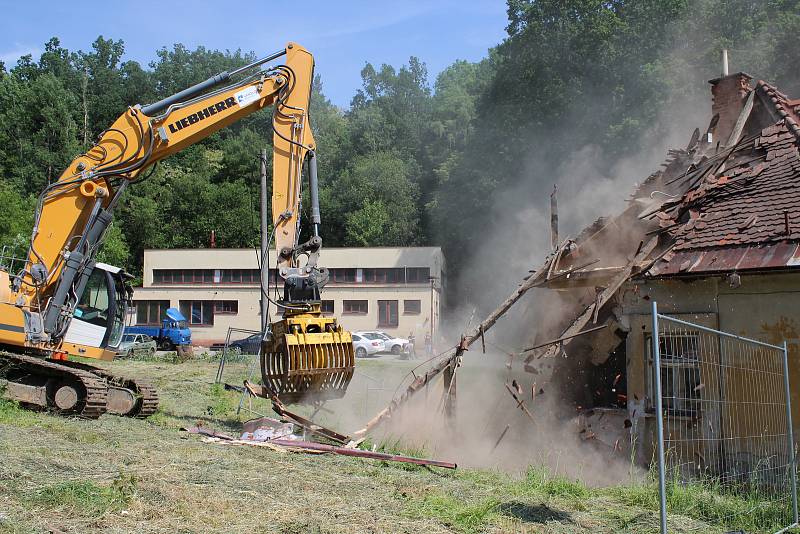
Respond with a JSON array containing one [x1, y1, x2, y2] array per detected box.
[[651, 302, 798, 533]]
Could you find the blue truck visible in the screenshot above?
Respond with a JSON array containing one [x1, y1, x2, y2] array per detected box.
[[126, 307, 192, 352]]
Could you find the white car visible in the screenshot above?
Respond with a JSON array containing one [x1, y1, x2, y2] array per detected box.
[[356, 331, 409, 355], [352, 333, 385, 358]]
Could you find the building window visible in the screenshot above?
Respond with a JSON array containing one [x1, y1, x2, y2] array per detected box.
[[330, 268, 357, 283], [154, 268, 272, 285], [179, 300, 214, 326], [362, 268, 406, 284], [378, 300, 399, 327], [154, 269, 214, 284], [343, 300, 368, 314], [321, 300, 334, 314], [406, 267, 430, 283], [362, 268, 381, 283], [646, 333, 702, 416], [213, 300, 238, 314], [135, 300, 169, 325], [404, 300, 421, 315]]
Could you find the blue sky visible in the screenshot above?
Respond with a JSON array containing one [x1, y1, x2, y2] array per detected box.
[[0, 0, 508, 107]]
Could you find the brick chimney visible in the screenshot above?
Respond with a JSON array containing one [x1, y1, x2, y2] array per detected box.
[[708, 72, 753, 145]]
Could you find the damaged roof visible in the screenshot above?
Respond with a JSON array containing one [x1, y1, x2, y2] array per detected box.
[[645, 77, 800, 276], [523, 73, 800, 373]]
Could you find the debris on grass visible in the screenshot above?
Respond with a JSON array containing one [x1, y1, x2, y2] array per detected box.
[[182, 416, 457, 469], [240, 416, 295, 441]]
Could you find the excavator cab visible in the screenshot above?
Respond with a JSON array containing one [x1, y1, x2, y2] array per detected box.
[[63, 263, 131, 357], [0, 262, 157, 418]]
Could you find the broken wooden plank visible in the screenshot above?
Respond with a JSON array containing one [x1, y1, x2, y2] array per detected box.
[[182, 426, 236, 441], [243, 380, 351, 444], [524, 236, 658, 371], [521, 324, 608, 353], [725, 89, 755, 147], [550, 184, 559, 249], [272, 399, 351, 445], [505, 383, 535, 422], [491, 424, 511, 452], [546, 239, 569, 280], [268, 439, 458, 469]]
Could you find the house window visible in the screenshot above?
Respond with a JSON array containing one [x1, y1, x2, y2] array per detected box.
[[404, 300, 421, 315], [362, 268, 383, 283], [179, 300, 214, 325], [153, 269, 213, 284], [135, 300, 169, 325], [213, 300, 238, 314], [362, 268, 408, 284], [343, 300, 368, 314], [391, 268, 407, 283], [244, 269, 260, 283], [378, 300, 399, 327], [406, 267, 431, 283], [321, 300, 334, 314], [646, 333, 702, 416], [330, 268, 357, 283]]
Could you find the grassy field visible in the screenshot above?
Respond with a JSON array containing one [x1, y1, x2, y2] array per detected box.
[[0, 355, 794, 533]]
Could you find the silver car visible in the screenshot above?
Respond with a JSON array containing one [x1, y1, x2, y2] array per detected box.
[[117, 333, 157, 358]]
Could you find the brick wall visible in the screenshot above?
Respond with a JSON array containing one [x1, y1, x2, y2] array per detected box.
[[709, 72, 752, 144]]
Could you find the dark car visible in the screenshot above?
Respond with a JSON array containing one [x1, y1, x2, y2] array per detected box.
[[211, 333, 262, 355]]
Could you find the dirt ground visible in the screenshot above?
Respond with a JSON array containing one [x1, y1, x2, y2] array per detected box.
[[0, 355, 764, 533]]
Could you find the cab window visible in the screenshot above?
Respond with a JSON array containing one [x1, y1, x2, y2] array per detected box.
[[74, 269, 110, 327]]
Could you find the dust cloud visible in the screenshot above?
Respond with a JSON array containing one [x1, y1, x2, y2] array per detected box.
[[374, 350, 640, 486], [324, 14, 732, 484], [356, 47, 712, 484]]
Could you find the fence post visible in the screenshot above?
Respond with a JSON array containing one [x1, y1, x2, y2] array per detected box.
[[651, 300, 668, 534], [782, 341, 799, 525]]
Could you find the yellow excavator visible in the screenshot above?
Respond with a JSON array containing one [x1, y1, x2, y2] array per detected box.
[[0, 42, 354, 417]]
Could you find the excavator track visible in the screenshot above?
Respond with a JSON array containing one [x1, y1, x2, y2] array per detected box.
[[0, 352, 108, 418], [0, 353, 160, 418], [55, 360, 159, 418]]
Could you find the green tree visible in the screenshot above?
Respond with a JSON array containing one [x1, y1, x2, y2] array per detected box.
[[0, 73, 81, 194], [324, 151, 419, 246], [0, 183, 35, 259], [96, 223, 130, 267]]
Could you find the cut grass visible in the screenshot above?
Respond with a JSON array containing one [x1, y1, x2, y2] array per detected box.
[[406, 492, 500, 534], [34, 473, 137, 516], [0, 397, 40, 427], [0, 357, 795, 533]]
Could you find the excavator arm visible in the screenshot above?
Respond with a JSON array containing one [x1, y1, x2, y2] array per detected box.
[[18, 42, 319, 348]]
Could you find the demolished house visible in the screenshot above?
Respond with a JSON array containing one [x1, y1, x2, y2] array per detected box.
[[522, 70, 800, 466]]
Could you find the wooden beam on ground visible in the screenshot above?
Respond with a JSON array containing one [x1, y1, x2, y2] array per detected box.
[[243, 380, 351, 444]]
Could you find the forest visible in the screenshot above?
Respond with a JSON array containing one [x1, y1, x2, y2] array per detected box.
[[0, 0, 798, 298]]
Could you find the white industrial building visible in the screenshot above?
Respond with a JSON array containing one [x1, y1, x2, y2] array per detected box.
[[130, 247, 444, 345]]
